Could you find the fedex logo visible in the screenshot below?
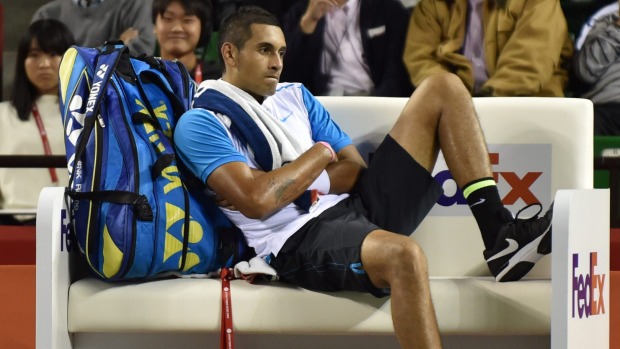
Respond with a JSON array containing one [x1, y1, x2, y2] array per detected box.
[[429, 144, 551, 216], [572, 252, 606, 319], [60, 209, 74, 253]]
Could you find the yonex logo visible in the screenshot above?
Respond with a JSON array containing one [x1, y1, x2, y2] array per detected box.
[[85, 81, 103, 113], [96, 63, 108, 79], [66, 94, 86, 174]]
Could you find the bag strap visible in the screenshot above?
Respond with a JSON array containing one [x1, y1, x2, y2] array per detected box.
[[66, 189, 153, 221], [68, 44, 125, 191], [138, 68, 188, 121], [66, 44, 155, 220], [220, 268, 235, 349]]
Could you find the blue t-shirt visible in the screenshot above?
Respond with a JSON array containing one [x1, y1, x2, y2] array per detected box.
[[174, 82, 352, 257]]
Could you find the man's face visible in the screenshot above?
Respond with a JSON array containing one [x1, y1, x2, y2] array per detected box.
[[230, 24, 286, 101]]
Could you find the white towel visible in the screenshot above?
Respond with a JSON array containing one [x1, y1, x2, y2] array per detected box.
[[196, 79, 306, 169]]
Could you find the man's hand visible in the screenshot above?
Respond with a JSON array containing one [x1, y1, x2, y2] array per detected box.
[[300, 0, 340, 34], [214, 193, 237, 210]]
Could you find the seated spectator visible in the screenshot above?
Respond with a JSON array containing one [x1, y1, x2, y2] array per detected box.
[[574, 1, 620, 135], [280, 0, 413, 97], [575, 1, 619, 51], [0, 19, 74, 225], [32, 0, 155, 55], [404, 0, 574, 97], [153, 0, 221, 83]]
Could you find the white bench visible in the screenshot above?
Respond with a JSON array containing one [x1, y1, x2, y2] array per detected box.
[[36, 97, 610, 349]]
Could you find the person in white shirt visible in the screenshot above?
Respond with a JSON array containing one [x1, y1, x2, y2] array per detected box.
[[281, 0, 413, 97], [0, 19, 74, 224]]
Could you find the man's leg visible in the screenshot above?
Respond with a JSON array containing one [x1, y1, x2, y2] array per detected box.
[[361, 229, 441, 349], [390, 73, 507, 246], [389, 72, 552, 282], [389, 72, 490, 191]]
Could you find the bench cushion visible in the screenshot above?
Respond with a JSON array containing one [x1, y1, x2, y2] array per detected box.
[[68, 277, 550, 335]]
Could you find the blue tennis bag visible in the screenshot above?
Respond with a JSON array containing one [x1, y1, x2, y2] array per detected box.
[[58, 42, 248, 280]]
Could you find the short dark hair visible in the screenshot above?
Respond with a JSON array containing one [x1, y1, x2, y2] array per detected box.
[[11, 19, 75, 121], [217, 5, 280, 69], [152, 0, 213, 48]]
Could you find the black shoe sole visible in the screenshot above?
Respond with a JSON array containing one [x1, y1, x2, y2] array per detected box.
[[497, 262, 536, 282]]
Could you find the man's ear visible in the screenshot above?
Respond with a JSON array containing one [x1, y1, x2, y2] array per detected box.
[[221, 42, 237, 68]]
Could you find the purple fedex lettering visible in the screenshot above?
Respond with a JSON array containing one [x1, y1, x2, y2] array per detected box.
[[61, 209, 73, 253], [572, 252, 606, 318], [435, 170, 467, 206], [434, 152, 542, 207]]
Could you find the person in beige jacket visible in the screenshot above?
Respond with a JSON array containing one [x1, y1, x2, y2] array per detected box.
[[404, 0, 574, 96]]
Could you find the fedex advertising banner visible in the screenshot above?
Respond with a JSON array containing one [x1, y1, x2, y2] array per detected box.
[[430, 144, 552, 216]]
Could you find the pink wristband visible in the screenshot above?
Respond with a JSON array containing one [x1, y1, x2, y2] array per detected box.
[[317, 141, 336, 162]]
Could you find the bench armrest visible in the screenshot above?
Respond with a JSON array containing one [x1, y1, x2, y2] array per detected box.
[[552, 189, 610, 348], [36, 187, 76, 349]]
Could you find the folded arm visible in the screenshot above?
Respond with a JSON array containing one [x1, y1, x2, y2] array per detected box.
[[207, 143, 365, 219]]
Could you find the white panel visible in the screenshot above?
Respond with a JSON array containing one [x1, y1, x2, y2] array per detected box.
[[552, 189, 609, 349]]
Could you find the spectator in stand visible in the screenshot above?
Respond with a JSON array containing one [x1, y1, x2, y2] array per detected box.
[[244, 0, 305, 23], [404, 0, 574, 97], [280, 0, 413, 97], [575, 1, 619, 51], [153, 0, 220, 83], [211, 0, 305, 30], [0, 19, 75, 225], [574, 0, 620, 135], [32, 0, 155, 55]]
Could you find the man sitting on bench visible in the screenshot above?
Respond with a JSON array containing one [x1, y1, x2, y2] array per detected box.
[[174, 6, 553, 349]]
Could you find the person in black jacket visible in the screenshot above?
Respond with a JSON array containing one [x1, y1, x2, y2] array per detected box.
[[281, 0, 413, 97]]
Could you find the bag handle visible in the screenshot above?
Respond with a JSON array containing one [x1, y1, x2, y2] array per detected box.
[[67, 44, 155, 221], [68, 44, 126, 190]]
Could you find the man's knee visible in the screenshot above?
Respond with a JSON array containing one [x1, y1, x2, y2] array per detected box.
[[362, 231, 429, 286], [400, 73, 467, 117], [389, 238, 428, 277], [418, 72, 464, 93]]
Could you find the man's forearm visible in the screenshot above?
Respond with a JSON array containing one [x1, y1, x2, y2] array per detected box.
[[325, 160, 365, 194], [238, 143, 335, 218]]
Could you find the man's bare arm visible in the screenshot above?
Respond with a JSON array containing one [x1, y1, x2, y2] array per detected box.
[[207, 143, 334, 219], [325, 144, 367, 194]]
